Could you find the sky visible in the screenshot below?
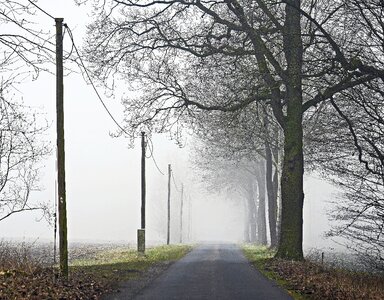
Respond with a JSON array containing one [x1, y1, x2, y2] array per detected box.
[[0, 0, 341, 252]]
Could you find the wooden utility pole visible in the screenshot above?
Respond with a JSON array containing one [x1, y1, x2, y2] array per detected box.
[[55, 18, 68, 278], [138, 132, 146, 253], [167, 164, 171, 245], [53, 179, 57, 265], [141, 132, 146, 230], [179, 184, 184, 244]]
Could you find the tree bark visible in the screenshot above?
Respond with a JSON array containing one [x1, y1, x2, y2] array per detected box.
[[273, 146, 281, 243], [243, 198, 250, 243], [247, 181, 257, 243], [275, 0, 305, 261], [255, 163, 267, 245], [265, 138, 278, 248]]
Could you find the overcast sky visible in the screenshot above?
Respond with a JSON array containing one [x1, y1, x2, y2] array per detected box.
[[0, 0, 340, 252]]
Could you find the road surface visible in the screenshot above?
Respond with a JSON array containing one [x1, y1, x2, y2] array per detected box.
[[109, 244, 293, 300]]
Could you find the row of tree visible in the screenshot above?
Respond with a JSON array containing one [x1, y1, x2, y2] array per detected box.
[[190, 104, 280, 247], [0, 0, 382, 271], [82, 0, 384, 264]]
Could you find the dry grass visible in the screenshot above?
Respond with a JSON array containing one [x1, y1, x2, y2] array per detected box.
[[266, 258, 384, 300], [0, 241, 191, 299], [0, 241, 44, 272], [0, 267, 105, 300], [0, 241, 112, 299], [243, 245, 384, 300]]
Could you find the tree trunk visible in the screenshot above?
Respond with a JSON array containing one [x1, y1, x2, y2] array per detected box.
[[247, 182, 257, 243], [265, 139, 278, 248], [255, 163, 267, 245], [275, 0, 305, 261], [273, 146, 281, 243], [249, 202, 257, 243], [243, 198, 250, 243]]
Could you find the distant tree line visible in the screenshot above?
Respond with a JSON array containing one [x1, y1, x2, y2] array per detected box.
[[190, 103, 280, 247]]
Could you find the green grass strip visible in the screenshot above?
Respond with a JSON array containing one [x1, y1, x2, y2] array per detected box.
[[70, 244, 192, 285], [242, 244, 307, 300]]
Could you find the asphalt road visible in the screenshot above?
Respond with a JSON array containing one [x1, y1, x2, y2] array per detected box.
[[130, 244, 292, 300]]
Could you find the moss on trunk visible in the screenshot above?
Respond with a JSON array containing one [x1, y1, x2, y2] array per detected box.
[[275, 0, 305, 261]]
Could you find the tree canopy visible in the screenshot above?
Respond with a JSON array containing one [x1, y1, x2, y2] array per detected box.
[[83, 0, 384, 260]]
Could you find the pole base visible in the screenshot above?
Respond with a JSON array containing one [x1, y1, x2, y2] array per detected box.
[[137, 229, 145, 253]]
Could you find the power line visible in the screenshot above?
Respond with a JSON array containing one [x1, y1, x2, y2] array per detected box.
[[146, 135, 165, 175], [64, 24, 130, 136], [62, 27, 74, 60], [171, 171, 180, 192], [60, 22, 166, 176], [24, 2, 130, 137], [28, 0, 55, 20], [144, 136, 152, 159]]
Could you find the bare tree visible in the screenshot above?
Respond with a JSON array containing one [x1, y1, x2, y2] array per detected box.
[[0, 1, 54, 82], [83, 0, 384, 260], [191, 103, 280, 246], [0, 1, 53, 222], [0, 82, 49, 221], [192, 144, 267, 245], [304, 80, 384, 272], [298, 0, 384, 269]]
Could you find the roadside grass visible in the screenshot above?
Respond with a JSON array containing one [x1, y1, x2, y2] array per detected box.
[[243, 245, 305, 300], [243, 244, 384, 300], [70, 244, 193, 285], [0, 242, 192, 299]]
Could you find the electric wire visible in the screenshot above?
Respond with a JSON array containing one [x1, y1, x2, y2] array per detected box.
[[66, 24, 166, 175], [171, 171, 180, 192], [62, 27, 74, 60], [28, 0, 55, 20], [27, 2, 127, 134], [144, 135, 152, 159], [28, 4, 165, 177], [28, 2, 171, 237], [26, 1, 80, 59], [64, 24, 130, 136], [146, 135, 165, 175], [26, 0, 129, 138]]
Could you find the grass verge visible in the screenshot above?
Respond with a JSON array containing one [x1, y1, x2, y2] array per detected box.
[[70, 244, 193, 285], [243, 244, 305, 300], [0, 244, 192, 299], [242, 244, 384, 300]]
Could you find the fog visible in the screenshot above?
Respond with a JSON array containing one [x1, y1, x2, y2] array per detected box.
[[1, 112, 338, 251], [0, 0, 341, 253]]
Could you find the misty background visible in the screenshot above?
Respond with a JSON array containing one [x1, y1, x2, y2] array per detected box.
[[0, 0, 339, 252]]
